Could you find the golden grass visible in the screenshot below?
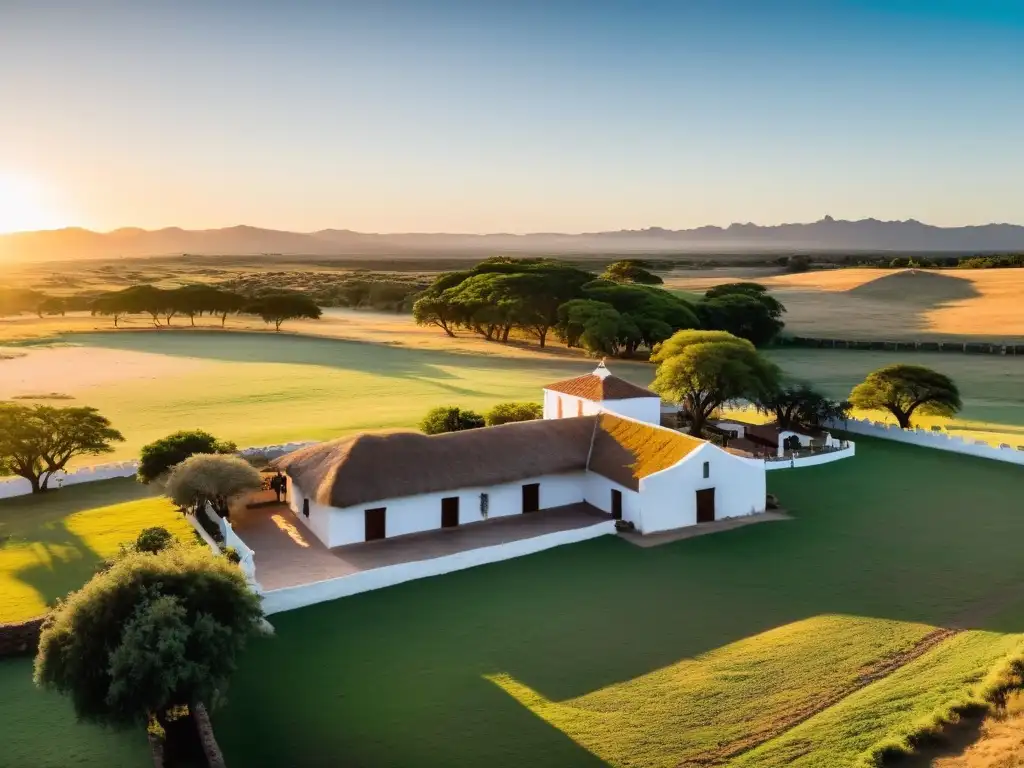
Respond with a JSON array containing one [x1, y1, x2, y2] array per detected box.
[[0, 482, 192, 622], [489, 615, 938, 768]]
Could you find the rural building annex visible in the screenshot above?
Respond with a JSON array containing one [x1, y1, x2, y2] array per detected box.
[[274, 363, 768, 548]]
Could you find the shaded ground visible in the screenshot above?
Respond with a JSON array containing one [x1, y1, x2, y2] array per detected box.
[[210, 438, 1024, 767]]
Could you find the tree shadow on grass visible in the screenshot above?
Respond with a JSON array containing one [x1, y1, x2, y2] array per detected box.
[[12, 520, 103, 612]]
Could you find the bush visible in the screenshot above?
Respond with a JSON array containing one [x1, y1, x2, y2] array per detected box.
[[485, 402, 543, 426], [34, 545, 263, 728], [785, 254, 812, 273], [222, 546, 242, 565], [138, 431, 237, 484], [164, 454, 262, 517], [420, 406, 486, 435], [135, 526, 175, 554]]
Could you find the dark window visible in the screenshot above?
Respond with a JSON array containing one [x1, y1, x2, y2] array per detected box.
[[522, 483, 540, 513], [302, 498, 310, 518], [365, 507, 387, 541], [703, 461, 710, 479], [441, 497, 460, 528], [611, 489, 623, 520]]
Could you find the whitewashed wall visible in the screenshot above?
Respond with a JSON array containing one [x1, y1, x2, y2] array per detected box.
[[289, 472, 588, 548], [765, 443, 856, 471], [542, 391, 661, 426], [826, 418, 1024, 467], [640, 444, 766, 533], [599, 396, 662, 425], [261, 519, 616, 614], [542, 390, 600, 420], [582, 472, 641, 526], [0, 461, 139, 500]]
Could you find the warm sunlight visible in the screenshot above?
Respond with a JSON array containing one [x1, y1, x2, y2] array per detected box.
[[0, 173, 67, 233]]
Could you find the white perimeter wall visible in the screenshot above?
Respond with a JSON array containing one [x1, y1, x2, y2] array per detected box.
[[261, 519, 616, 614], [0, 462, 138, 500], [640, 444, 766, 534], [289, 472, 588, 548], [827, 418, 1024, 467], [765, 442, 856, 471]]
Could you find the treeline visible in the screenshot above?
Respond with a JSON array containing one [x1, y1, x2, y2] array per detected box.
[[218, 270, 429, 312], [90, 285, 321, 331], [413, 258, 785, 357], [834, 253, 1024, 270]]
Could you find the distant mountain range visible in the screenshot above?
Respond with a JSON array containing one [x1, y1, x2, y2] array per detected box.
[[3, 216, 1024, 262]]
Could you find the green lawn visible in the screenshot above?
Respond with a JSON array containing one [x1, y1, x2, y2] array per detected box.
[[0, 478, 192, 622], [206, 438, 1024, 768], [4, 332, 1023, 464]]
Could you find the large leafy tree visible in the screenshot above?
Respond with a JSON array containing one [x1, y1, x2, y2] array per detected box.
[[600, 260, 663, 285], [756, 383, 850, 431], [649, 330, 780, 436], [164, 454, 262, 517], [246, 292, 322, 331], [0, 404, 124, 493], [137, 430, 238, 484], [849, 364, 961, 429], [34, 545, 262, 730], [698, 283, 786, 347]]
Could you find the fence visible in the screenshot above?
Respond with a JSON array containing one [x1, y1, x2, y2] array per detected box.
[[200, 503, 260, 590], [825, 418, 1024, 467], [776, 336, 1024, 356], [764, 442, 856, 471], [261, 519, 617, 615]]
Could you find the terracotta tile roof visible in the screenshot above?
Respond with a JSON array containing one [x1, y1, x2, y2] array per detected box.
[[544, 373, 657, 401], [276, 413, 709, 506], [589, 413, 706, 490]]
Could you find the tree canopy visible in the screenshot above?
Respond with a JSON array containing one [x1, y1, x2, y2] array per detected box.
[[245, 292, 322, 331], [485, 402, 543, 426], [164, 454, 262, 517], [0, 404, 124, 493], [420, 406, 486, 435], [697, 283, 786, 347], [756, 383, 850, 431], [600, 260, 664, 285], [34, 544, 262, 729], [649, 330, 780, 436], [137, 430, 238, 484], [848, 364, 962, 428]]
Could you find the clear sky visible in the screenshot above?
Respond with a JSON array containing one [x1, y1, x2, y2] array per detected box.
[[0, 0, 1021, 233]]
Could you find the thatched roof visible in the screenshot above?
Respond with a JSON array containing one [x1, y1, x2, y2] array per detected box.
[[275, 412, 707, 508], [544, 362, 657, 401]]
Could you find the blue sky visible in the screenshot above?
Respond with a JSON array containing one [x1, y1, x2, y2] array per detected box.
[[0, 1, 1021, 232]]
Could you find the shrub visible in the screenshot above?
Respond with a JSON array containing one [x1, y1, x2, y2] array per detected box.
[[164, 454, 262, 517], [138, 430, 237, 484], [135, 526, 175, 554], [420, 406, 486, 435], [485, 402, 543, 426]]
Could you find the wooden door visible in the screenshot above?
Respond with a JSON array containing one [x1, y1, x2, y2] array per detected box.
[[522, 483, 540, 513], [696, 489, 715, 523], [611, 489, 623, 520], [365, 507, 387, 541], [441, 497, 460, 528]]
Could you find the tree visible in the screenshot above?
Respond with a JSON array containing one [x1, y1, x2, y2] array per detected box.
[[649, 330, 780, 436], [91, 292, 127, 327], [208, 288, 247, 327], [601, 260, 663, 285], [37, 296, 67, 317], [849, 364, 961, 429], [420, 406, 486, 435], [412, 294, 458, 337], [137, 430, 238, 484], [485, 402, 543, 426], [246, 292, 321, 331], [0, 404, 124, 493], [164, 454, 262, 517], [756, 383, 850, 431], [696, 293, 785, 347], [34, 544, 262, 730]]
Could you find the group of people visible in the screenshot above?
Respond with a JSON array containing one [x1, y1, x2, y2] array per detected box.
[[269, 470, 288, 503]]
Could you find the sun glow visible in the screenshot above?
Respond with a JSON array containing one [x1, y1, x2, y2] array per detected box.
[[0, 173, 69, 233]]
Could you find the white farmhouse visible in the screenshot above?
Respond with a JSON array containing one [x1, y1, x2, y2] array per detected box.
[[274, 364, 767, 548]]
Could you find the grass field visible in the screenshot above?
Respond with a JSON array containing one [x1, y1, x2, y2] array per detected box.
[[0, 478, 192, 622], [205, 438, 1024, 768], [2, 331, 1023, 465], [663, 267, 1024, 343]]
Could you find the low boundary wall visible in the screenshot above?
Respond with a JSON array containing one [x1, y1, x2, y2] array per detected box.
[[261, 520, 617, 615], [765, 443, 856, 471], [827, 418, 1024, 467]]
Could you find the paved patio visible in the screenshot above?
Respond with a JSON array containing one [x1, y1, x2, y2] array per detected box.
[[230, 502, 612, 591]]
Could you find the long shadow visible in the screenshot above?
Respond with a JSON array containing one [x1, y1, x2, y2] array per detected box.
[[213, 436, 1024, 767], [13, 519, 103, 611], [59, 330, 628, 387]]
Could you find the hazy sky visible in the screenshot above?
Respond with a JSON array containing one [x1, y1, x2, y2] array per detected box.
[[1, 1, 1022, 233]]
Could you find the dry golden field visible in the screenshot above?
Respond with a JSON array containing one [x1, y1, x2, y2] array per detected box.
[[663, 267, 1024, 342]]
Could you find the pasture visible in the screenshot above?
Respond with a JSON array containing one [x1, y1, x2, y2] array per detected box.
[[208, 438, 1024, 767], [0, 478, 191, 623], [663, 267, 1024, 343]]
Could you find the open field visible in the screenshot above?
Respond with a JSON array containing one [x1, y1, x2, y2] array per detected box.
[[3, 330, 1023, 463], [663, 267, 1024, 342], [204, 438, 1024, 767], [0, 478, 192, 623]]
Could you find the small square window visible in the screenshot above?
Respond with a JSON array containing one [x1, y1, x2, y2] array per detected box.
[[702, 461, 710, 479]]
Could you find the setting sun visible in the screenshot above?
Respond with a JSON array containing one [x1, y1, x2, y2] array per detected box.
[[0, 173, 68, 233]]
